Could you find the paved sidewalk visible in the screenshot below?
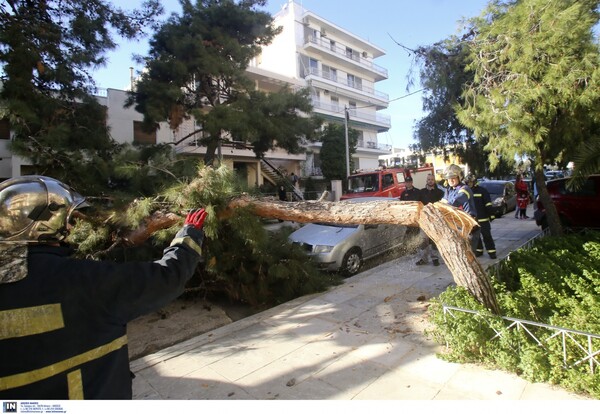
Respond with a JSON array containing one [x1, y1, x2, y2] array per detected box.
[[131, 209, 591, 400]]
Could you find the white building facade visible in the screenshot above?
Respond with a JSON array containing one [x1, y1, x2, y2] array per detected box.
[[255, 0, 391, 177]]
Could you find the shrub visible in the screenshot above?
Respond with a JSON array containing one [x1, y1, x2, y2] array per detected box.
[[428, 230, 600, 398]]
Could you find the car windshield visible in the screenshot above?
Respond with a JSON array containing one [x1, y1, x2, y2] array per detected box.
[[479, 182, 505, 196], [348, 173, 379, 193]]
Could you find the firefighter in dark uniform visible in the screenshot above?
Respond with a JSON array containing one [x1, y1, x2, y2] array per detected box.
[[0, 176, 207, 399], [465, 174, 497, 259]]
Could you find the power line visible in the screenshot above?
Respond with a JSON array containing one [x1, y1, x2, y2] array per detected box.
[[328, 88, 425, 114]]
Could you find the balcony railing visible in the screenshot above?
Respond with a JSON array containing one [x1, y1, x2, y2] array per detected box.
[[306, 67, 389, 101], [306, 35, 388, 78], [311, 100, 391, 128], [356, 138, 392, 152]]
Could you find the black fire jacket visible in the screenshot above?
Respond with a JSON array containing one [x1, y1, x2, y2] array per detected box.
[[0, 229, 202, 399]]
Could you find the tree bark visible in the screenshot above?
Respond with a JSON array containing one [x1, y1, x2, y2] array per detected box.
[[534, 166, 563, 236], [228, 196, 501, 314]]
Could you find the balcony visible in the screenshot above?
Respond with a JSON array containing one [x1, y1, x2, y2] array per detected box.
[[305, 67, 389, 104], [304, 35, 388, 81], [311, 99, 391, 131], [357, 138, 392, 152]]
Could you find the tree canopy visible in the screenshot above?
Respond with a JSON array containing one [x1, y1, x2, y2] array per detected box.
[[456, 0, 600, 235], [128, 0, 322, 165], [402, 31, 513, 178], [319, 123, 358, 181], [0, 0, 163, 190]]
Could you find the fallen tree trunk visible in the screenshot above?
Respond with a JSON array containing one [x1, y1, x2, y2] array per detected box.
[[228, 196, 500, 314]]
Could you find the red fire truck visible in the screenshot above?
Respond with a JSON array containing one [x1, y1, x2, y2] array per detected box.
[[340, 164, 435, 200]]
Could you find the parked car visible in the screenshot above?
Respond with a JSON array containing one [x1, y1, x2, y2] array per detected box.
[[477, 180, 517, 217], [288, 197, 407, 276], [544, 170, 566, 181], [534, 175, 600, 230]]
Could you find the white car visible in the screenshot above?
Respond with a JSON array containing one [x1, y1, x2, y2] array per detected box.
[[289, 197, 407, 275]]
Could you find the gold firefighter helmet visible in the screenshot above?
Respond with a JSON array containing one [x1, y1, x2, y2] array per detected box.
[[443, 164, 463, 180], [0, 176, 88, 243]]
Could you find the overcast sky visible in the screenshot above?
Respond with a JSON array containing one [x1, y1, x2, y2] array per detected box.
[[94, 0, 491, 149]]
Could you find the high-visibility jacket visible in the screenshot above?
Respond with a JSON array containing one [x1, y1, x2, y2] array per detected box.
[[471, 184, 495, 222], [443, 183, 477, 218], [0, 231, 202, 400]]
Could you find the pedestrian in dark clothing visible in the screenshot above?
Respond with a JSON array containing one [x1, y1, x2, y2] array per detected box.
[[290, 172, 299, 188], [416, 173, 444, 266], [466, 175, 497, 259], [278, 185, 287, 201], [0, 176, 207, 400], [399, 176, 420, 201], [399, 175, 421, 239]]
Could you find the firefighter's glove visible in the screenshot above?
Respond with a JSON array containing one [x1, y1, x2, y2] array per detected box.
[[171, 208, 207, 255], [185, 208, 207, 230]]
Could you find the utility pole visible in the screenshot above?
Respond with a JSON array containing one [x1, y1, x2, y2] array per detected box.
[[344, 106, 350, 187]]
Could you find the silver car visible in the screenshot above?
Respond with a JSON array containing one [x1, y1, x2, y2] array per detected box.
[[289, 197, 407, 276]]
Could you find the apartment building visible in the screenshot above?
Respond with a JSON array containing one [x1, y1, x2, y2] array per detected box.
[[254, 0, 391, 177]]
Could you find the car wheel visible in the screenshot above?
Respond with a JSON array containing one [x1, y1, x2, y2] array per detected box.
[[500, 203, 507, 217], [341, 247, 362, 276]]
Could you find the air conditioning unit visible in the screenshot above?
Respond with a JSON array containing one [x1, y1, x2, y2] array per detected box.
[[362, 51, 368, 58], [320, 28, 327, 37], [323, 90, 329, 95]]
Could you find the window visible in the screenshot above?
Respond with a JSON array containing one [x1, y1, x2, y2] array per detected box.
[[330, 96, 339, 111], [382, 174, 394, 189], [0, 119, 10, 140], [322, 65, 337, 82], [309, 58, 319, 76], [133, 121, 156, 145], [348, 101, 357, 117], [347, 74, 355, 88], [347, 75, 362, 90]]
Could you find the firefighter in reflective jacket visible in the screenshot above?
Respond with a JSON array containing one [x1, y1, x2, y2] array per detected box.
[[0, 176, 207, 399], [465, 174, 497, 259], [441, 164, 480, 254]]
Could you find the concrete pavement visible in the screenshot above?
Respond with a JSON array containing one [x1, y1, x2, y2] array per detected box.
[[130, 207, 593, 400]]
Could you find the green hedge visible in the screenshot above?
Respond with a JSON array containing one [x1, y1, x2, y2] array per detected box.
[[428, 230, 600, 398]]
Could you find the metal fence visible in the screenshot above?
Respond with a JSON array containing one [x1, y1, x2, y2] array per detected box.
[[442, 305, 600, 374]]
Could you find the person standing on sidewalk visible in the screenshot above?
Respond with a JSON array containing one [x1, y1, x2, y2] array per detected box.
[[415, 173, 444, 266], [466, 174, 497, 259], [515, 174, 530, 219], [399, 176, 422, 249], [441, 164, 480, 254]]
